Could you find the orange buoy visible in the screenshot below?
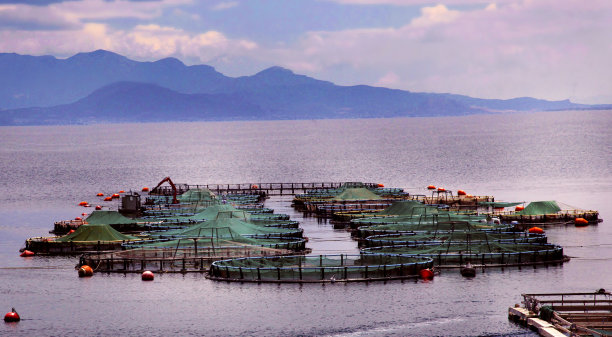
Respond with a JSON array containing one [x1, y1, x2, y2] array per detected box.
[[4, 309, 20, 322], [251, 184, 259, 189], [118, 190, 125, 193], [75, 217, 82, 221], [68, 229, 75, 234], [457, 190, 466, 196], [104, 196, 113, 201], [112, 193, 120, 199], [377, 183, 385, 188], [141, 271, 155, 281], [528, 227, 544, 234], [466, 194, 473, 198], [78, 265, 94, 277], [78, 201, 88, 206], [437, 187, 446, 192], [96, 193, 104, 197], [515, 206, 525, 211], [141, 187, 149, 192], [419, 268, 434, 280], [95, 205, 102, 210], [19, 250, 35, 257], [575, 218, 589, 226], [427, 185, 436, 190]]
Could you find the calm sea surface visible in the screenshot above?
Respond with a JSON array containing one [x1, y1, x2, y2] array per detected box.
[[1, 110, 611, 336]]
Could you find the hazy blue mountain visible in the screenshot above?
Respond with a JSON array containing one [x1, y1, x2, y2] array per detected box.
[[1, 82, 265, 125], [0, 50, 231, 109], [0, 50, 606, 125]]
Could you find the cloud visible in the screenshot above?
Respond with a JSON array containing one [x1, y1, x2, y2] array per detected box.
[[0, 3, 80, 30], [375, 72, 401, 87], [261, 0, 612, 103], [0, 20, 258, 65], [410, 4, 460, 26], [0, 0, 193, 31], [325, 0, 512, 5], [211, 1, 238, 11]]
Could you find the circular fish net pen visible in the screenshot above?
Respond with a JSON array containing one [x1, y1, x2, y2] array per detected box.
[[363, 231, 548, 248], [207, 254, 434, 283], [361, 242, 566, 268], [355, 220, 513, 238], [123, 236, 309, 252]]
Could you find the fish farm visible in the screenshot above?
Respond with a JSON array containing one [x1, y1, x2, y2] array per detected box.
[[19, 178, 601, 282]]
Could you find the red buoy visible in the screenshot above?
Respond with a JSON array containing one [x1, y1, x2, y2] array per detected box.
[[377, 183, 385, 188], [457, 190, 467, 196], [427, 185, 436, 190], [75, 217, 82, 221], [528, 227, 544, 234], [141, 187, 149, 192], [515, 206, 525, 211], [118, 190, 125, 193], [437, 187, 446, 192], [4, 309, 19, 322], [141, 271, 154, 281], [96, 193, 104, 197], [575, 218, 589, 226], [20, 250, 35, 257], [251, 184, 259, 189], [95, 205, 102, 210], [419, 268, 434, 280], [104, 197, 113, 201], [78, 201, 88, 206], [68, 229, 75, 234], [78, 265, 94, 277]]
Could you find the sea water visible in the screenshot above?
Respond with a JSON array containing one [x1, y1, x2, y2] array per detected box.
[[0, 110, 610, 336]]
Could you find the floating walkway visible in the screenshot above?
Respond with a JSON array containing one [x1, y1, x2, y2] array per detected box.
[[510, 290, 612, 337]]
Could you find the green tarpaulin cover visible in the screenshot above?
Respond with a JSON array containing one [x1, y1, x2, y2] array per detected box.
[[178, 188, 217, 203], [56, 224, 137, 242], [85, 211, 138, 225], [155, 216, 299, 238], [332, 188, 382, 201], [378, 200, 438, 216], [516, 201, 561, 215]]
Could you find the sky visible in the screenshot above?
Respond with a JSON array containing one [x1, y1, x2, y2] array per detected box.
[[0, 0, 611, 104]]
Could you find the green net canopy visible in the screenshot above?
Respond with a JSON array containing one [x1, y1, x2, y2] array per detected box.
[[332, 188, 382, 201], [85, 211, 138, 225], [187, 204, 251, 221], [362, 242, 564, 267], [517, 201, 562, 215], [352, 213, 487, 226], [178, 188, 217, 203], [377, 200, 437, 216], [364, 231, 547, 247], [152, 216, 302, 238], [55, 224, 137, 242]]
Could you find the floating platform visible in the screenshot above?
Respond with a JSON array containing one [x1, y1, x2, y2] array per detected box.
[[511, 290, 612, 337]]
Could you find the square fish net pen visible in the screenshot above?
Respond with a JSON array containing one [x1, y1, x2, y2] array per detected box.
[[79, 245, 294, 273]]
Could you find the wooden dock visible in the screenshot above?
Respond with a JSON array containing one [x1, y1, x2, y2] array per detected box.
[[150, 182, 380, 196], [510, 291, 612, 337]]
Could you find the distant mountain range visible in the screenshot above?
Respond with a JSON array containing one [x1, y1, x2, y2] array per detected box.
[[0, 50, 609, 125]]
